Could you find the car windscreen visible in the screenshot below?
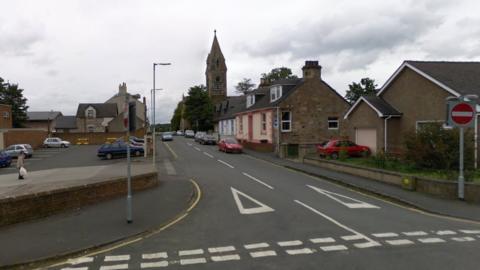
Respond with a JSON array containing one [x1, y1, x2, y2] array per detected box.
[[225, 138, 238, 144]]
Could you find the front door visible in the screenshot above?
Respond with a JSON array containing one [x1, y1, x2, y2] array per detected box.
[[248, 115, 253, 141]]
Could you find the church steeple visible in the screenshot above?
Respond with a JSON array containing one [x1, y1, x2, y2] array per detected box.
[[206, 30, 227, 105]]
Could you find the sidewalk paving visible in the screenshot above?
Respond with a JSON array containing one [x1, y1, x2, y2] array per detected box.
[[244, 149, 480, 222], [0, 162, 196, 268]]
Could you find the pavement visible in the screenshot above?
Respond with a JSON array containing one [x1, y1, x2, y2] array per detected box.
[[242, 149, 480, 222]]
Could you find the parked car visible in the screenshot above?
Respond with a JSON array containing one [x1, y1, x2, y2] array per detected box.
[[0, 150, 12, 167], [97, 141, 144, 160], [4, 144, 34, 158], [317, 139, 370, 159], [43, 137, 71, 148], [194, 132, 206, 143], [176, 130, 184, 136], [185, 130, 195, 138], [218, 138, 243, 153], [199, 134, 217, 145], [161, 132, 174, 141]]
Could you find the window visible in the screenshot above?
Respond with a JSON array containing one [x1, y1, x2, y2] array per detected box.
[[87, 109, 95, 119], [87, 125, 95, 133], [328, 117, 339, 130], [261, 113, 267, 133], [230, 119, 234, 134], [281, 111, 291, 132], [239, 117, 243, 132], [246, 95, 255, 108], [3, 112, 9, 119], [270, 86, 282, 102]]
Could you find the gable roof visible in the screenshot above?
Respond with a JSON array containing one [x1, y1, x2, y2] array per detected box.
[[55, 116, 77, 129], [344, 96, 402, 119], [241, 79, 303, 112], [76, 103, 118, 118], [27, 111, 62, 121], [213, 95, 246, 121]]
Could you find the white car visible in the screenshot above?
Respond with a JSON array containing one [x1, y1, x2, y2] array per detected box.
[[43, 137, 71, 148]]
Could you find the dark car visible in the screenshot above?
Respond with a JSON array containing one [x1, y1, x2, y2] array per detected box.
[[317, 139, 370, 159], [97, 141, 144, 160], [199, 134, 217, 145], [194, 132, 206, 143], [218, 138, 243, 153], [0, 150, 12, 167]]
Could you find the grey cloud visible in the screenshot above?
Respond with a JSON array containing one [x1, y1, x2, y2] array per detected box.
[[46, 69, 59, 77], [0, 20, 44, 56]]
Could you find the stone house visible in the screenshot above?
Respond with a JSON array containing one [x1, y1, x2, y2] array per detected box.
[[75, 103, 118, 133], [54, 116, 77, 133], [0, 105, 12, 129], [213, 96, 245, 138], [236, 61, 350, 158], [344, 61, 480, 159], [25, 111, 62, 132], [105, 82, 146, 130]]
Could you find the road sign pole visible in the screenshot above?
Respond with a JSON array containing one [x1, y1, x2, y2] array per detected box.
[[126, 95, 133, 223], [458, 127, 465, 200]]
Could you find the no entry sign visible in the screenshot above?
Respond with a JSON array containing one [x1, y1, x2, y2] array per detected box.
[[448, 101, 476, 127]]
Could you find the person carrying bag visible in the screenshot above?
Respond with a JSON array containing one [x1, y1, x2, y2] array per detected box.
[[17, 151, 27, 180]]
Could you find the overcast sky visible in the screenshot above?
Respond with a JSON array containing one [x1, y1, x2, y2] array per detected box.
[[1, 0, 480, 123]]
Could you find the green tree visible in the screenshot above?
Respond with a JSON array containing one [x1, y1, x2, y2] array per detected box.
[[235, 78, 256, 95], [170, 101, 183, 131], [0, 77, 29, 127], [345, 77, 378, 104], [261, 67, 298, 82], [184, 85, 213, 131]]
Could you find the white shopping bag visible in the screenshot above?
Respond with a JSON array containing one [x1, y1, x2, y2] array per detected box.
[[19, 167, 27, 177]]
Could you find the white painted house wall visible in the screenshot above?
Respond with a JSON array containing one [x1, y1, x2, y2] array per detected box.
[[219, 118, 236, 137]]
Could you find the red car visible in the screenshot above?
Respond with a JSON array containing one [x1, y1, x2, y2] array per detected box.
[[317, 139, 370, 159], [218, 138, 243, 153]]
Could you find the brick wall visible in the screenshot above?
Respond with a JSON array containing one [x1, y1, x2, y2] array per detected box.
[[3, 129, 49, 149]]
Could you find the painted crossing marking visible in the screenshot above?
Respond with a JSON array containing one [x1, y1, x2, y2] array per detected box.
[[179, 249, 204, 256], [187, 143, 192, 146], [140, 261, 169, 268], [277, 240, 303, 247], [386, 239, 414, 246], [372, 232, 399, 238], [310, 237, 335, 244], [104, 255, 130, 262], [208, 246, 236, 253], [218, 159, 234, 168], [452, 237, 476, 242], [231, 187, 274, 215], [354, 241, 381, 248], [250, 250, 277, 258], [403, 231, 428, 236], [320, 245, 348, 252], [179, 258, 207, 265], [307, 185, 380, 209], [460, 230, 480, 234], [244, 243, 269, 249], [99, 265, 128, 270], [286, 248, 314, 255], [436, 230, 456, 235], [194, 147, 201, 151], [242, 172, 274, 189], [203, 152, 214, 158], [67, 257, 94, 265], [62, 267, 88, 270], [342, 234, 365, 241], [142, 252, 168, 259], [418, 238, 445, 244], [211, 254, 241, 262]]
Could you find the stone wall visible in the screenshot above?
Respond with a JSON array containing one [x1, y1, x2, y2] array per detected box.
[[2, 129, 49, 149]]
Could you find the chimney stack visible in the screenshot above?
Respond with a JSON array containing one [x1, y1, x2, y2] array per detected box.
[[302, 61, 321, 80], [259, 78, 270, 87], [119, 82, 127, 96]]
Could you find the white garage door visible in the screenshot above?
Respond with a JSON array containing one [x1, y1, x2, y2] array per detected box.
[[356, 128, 377, 154]]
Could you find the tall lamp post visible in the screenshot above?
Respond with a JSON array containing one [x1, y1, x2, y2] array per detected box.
[[152, 62, 171, 166]]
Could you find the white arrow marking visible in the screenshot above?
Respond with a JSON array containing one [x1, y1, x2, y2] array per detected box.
[[231, 187, 275, 215], [307, 185, 380, 209]]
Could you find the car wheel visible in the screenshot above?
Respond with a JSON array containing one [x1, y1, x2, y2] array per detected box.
[[330, 152, 339, 159], [106, 153, 113, 160], [134, 150, 141, 157], [61, 144, 65, 148], [361, 150, 370, 157]]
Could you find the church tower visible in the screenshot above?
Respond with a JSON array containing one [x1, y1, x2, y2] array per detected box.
[[206, 30, 227, 105]]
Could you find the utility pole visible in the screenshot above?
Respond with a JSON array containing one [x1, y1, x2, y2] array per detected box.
[[125, 95, 132, 223], [152, 62, 171, 167]]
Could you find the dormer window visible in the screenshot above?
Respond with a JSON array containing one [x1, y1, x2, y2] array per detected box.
[[270, 85, 282, 102], [246, 94, 255, 108], [86, 106, 96, 119]]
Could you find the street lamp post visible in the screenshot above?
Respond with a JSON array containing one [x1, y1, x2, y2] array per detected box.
[[152, 63, 171, 166]]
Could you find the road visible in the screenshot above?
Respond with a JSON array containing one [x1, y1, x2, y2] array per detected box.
[[50, 136, 480, 270]]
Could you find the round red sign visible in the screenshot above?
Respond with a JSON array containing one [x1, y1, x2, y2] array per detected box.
[[451, 102, 475, 125]]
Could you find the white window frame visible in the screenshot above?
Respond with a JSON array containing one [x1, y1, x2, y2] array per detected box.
[[270, 86, 282, 102], [3, 112, 9, 119], [328, 117, 339, 130], [246, 94, 255, 108], [281, 111, 291, 132], [87, 108, 95, 119], [261, 113, 267, 133]]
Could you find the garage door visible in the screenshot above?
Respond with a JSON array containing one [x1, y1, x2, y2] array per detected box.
[[355, 128, 377, 154]]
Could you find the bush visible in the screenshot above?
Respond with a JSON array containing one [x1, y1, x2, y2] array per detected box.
[[404, 123, 474, 171]]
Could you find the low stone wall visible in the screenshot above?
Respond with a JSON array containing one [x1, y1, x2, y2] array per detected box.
[[0, 172, 158, 227], [303, 156, 480, 203], [241, 141, 274, 152], [2, 128, 49, 149]]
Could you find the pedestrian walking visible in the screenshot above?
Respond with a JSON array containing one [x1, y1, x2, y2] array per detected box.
[[17, 151, 26, 180]]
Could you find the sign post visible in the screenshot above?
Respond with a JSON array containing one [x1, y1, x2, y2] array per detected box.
[[447, 98, 475, 200], [124, 96, 133, 223]]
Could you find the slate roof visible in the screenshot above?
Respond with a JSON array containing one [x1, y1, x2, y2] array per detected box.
[[213, 96, 246, 121], [27, 111, 62, 121], [244, 79, 304, 112], [363, 96, 402, 116], [55, 116, 77, 129], [76, 103, 118, 118]]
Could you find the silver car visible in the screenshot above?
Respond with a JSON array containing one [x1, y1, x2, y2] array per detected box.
[[43, 137, 71, 148], [4, 144, 34, 158]]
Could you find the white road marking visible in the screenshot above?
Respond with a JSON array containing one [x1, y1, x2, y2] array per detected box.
[[244, 243, 269, 249], [320, 245, 348, 251], [210, 254, 241, 262], [187, 143, 192, 146], [62, 267, 88, 270], [99, 265, 128, 270], [203, 152, 214, 158], [67, 257, 94, 265], [286, 248, 315, 255], [179, 258, 207, 265], [295, 200, 379, 246], [163, 159, 176, 175], [310, 237, 335, 244], [194, 147, 201, 151], [354, 241, 382, 248], [104, 255, 130, 262], [141, 261, 169, 268], [436, 230, 456, 235], [460, 230, 480, 234], [242, 172, 274, 190], [372, 232, 399, 238], [179, 249, 204, 256], [208, 246, 236, 253], [142, 252, 168, 259], [277, 240, 303, 247], [218, 159, 234, 168], [452, 237, 476, 242], [342, 235, 365, 241], [307, 185, 380, 209], [418, 238, 445, 244], [403, 231, 428, 236], [231, 187, 275, 215], [250, 250, 277, 258], [386, 239, 414, 246]]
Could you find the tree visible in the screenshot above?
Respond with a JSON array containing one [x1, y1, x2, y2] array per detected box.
[[235, 78, 256, 95], [261, 67, 298, 82], [345, 77, 378, 104], [0, 77, 29, 127], [170, 101, 183, 131], [184, 85, 213, 131]]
